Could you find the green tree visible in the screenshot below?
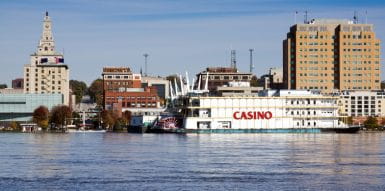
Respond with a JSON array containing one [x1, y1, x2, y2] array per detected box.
[[50, 105, 72, 127], [0, 84, 7, 89], [114, 117, 128, 131], [88, 79, 103, 106], [364, 116, 379, 129], [70, 80, 87, 104], [32, 106, 49, 129]]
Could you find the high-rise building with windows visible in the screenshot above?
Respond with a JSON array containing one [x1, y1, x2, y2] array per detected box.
[[283, 19, 381, 93], [23, 12, 70, 105]]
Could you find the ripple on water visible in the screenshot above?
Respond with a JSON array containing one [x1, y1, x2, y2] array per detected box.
[[0, 133, 385, 190]]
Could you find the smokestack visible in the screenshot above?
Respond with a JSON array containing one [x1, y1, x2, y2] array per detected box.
[[197, 75, 202, 90], [174, 78, 179, 96], [204, 72, 209, 91], [191, 77, 195, 91], [169, 81, 174, 100]]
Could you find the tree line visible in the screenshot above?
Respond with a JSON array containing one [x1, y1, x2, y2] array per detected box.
[[70, 79, 103, 105], [32, 105, 72, 129]]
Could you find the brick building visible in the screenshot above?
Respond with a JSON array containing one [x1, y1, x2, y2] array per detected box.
[[12, 78, 24, 89], [102, 67, 161, 113]]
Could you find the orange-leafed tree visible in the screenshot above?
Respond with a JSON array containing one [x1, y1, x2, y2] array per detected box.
[[33, 106, 49, 129]]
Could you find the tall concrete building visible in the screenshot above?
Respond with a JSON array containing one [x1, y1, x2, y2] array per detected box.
[[283, 19, 381, 93], [24, 12, 70, 105]]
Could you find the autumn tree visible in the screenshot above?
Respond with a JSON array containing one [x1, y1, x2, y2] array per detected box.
[[346, 116, 354, 125], [122, 110, 132, 125], [50, 105, 72, 127], [88, 79, 103, 106], [101, 110, 118, 130], [114, 118, 128, 131], [9, 121, 21, 131], [33, 106, 49, 129], [70, 80, 87, 103]]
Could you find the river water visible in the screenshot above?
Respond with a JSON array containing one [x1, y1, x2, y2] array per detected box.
[[0, 133, 384, 191]]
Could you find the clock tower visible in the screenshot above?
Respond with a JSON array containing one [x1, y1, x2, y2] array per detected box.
[[37, 11, 55, 55], [24, 12, 71, 107]]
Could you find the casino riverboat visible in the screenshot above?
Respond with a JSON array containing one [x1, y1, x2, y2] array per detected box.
[[140, 73, 360, 134], [174, 89, 359, 133]]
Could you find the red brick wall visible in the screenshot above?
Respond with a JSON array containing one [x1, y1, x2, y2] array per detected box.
[[104, 87, 160, 109]]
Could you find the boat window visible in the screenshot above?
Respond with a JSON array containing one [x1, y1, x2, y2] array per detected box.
[[197, 122, 211, 129], [191, 99, 200, 106]]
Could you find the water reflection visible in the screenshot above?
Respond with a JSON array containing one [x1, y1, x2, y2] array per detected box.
[[0, 133, 384, 190]]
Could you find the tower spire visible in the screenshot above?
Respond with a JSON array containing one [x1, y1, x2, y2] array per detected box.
[[37, 11, 55, 55]]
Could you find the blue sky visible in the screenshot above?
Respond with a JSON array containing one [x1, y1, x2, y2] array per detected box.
[[1, 0, 385, 85]]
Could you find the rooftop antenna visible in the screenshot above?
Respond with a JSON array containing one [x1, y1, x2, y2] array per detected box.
[[304, 10, 308, 24], [365, 10, 368, 24], [230, 50, 237, 69], [294, 11, 298, 24], [143, 53, 149, 76], [353, 11, 358, 24], [249, 48, 254, 73]]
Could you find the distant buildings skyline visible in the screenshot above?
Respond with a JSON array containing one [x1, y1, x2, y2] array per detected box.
[[1, 1, 385, 85]]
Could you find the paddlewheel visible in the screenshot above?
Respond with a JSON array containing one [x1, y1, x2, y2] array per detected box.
[[157, 117, 181, 129]]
